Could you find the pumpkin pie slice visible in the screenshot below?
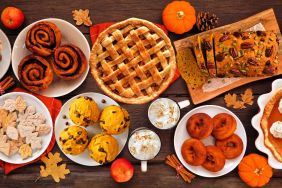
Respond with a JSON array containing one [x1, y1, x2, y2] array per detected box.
[[261, 88, 282, 162]]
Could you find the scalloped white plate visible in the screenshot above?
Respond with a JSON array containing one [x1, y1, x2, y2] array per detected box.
[[252, 79, 282, 169], [174, 105, 247, 178]]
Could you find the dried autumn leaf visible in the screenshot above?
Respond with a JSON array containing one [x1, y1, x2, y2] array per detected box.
[[40, 152, 70, 183], [72, 9, 92, 26], [233, 100, 246, 109], [224, 93, 237, 107], [241, 88, 254, 105]]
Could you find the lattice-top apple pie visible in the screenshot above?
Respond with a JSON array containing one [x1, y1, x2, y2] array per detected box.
[[90, 18, 176, 104]]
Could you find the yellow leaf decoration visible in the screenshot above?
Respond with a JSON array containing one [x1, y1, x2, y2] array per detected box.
[[224, 93, 237, 107], [241, 88, 254, 105], [72, 9, 92, 26], [40, 152, 70, 183], [224, 88, 254, 109]]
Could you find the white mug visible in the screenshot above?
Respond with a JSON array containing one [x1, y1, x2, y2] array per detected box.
[[148, 98, 190, 130], [128, 127, 161, 172]]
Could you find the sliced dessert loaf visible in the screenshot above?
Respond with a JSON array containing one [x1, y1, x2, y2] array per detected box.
[[214, 31, 279, 77], [193, 35, 209, 76], [203, 33, 216, 77]]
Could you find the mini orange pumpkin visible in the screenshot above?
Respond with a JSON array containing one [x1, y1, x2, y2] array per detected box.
[[238, 153, 273, 187], [162, 1, 196, 34]]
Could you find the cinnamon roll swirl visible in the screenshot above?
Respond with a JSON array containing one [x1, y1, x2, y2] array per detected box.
[[18, 55, 54, 92], [25, 21, 62, 56], [52, 44, 87, 80]]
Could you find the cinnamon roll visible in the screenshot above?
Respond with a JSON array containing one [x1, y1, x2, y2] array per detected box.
[[52, 44, 87, 80], [18, 55, 54, 92], [25, 21, 62, 56]]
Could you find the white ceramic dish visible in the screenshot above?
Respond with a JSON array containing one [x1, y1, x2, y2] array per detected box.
[[0, 29, 11, 80], [174, 105, 247, 178], [252, 78, 282, 169], [55, 92, 129, 166], [0, 92, 53, 164], [12, 18, 90, 97]]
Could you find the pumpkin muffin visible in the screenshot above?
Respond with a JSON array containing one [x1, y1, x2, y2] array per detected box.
[[59, 125, 89, 155], [88, 133, 119, 164], [69, 96, 100, 126], [100, 105, 130, 135]]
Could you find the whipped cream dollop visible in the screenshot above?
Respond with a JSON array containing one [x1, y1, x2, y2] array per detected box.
[[148, 98, 180, 129], [270, 121, 282, 138], [278, 99, 282, 114], [128, 129, 161, 161]]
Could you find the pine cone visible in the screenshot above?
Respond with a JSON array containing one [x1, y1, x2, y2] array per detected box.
[[196, 11, 219, 31]]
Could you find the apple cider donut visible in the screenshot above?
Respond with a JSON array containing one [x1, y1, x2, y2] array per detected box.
[[181, 138, 207, 166], [216, 134, 243, 159], [186, 113, 213, 139], [202, 146, 225, 172], [212, 113, 236, 140]]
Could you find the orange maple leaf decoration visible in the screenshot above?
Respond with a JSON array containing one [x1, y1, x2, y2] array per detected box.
[[224, 88, 254, 109], [40, 152, 70, 183]]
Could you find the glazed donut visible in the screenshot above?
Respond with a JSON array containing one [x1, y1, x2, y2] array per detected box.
[[52, 44, 87, 80], [25, 21, 62, 56], [181, 138, 207, 166], [212, 113, 236, 140], [216, 134, 243, 159], [202, 146, 225, 172], [18, 54, 53, 92], [186, 113, 213, 139]]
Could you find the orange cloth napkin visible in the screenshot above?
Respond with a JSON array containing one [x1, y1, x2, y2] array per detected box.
[[0, 88, 62, 174], [90, 22, 180, 82]]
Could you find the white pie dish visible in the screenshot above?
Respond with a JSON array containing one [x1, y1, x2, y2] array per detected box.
[[252, 78, 282, 169], [0, 92, 53, 164], [174, 105, 247, 178], [12, 18, 90, 98], [0, 29, 11, 80], [54, 92, 129, 166]]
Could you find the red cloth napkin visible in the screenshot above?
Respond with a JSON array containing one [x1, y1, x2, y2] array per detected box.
[[90, 22, 180, 82], [0, 88, 62, 174]]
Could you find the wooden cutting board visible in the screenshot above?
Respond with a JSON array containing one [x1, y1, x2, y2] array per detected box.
[[174, 9, 282, 105]]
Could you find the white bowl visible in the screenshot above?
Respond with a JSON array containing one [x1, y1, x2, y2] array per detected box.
[[174, 105, 247, 178], [252, 79, 282, 169], [55, 92, 129, 166], [0, 29, 11, 79], [0, 92, 53, 164], [12, 18, 90, 97]]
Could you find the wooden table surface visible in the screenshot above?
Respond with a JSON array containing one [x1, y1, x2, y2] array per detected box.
[[1, 0, 282, 187]]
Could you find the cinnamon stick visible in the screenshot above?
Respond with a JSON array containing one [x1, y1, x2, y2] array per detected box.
[[165, 154, 195, 183]]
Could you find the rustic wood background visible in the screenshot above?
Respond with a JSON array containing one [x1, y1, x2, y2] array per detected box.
[[1, 0, 282, 187]]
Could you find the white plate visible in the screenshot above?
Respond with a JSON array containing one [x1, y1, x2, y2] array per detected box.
[[55, 92, 129, 166], [0, 92, 53, 164], [174, 105, 247, 178], [252, 79, 282, 169], [0, 29, 11, 79], [12, 18, 90, 97]]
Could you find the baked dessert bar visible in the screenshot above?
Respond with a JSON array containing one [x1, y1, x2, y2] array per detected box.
[[203, 33, 216, 77], [214, 31, 279, 77], [193, 36, 209, 75]]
